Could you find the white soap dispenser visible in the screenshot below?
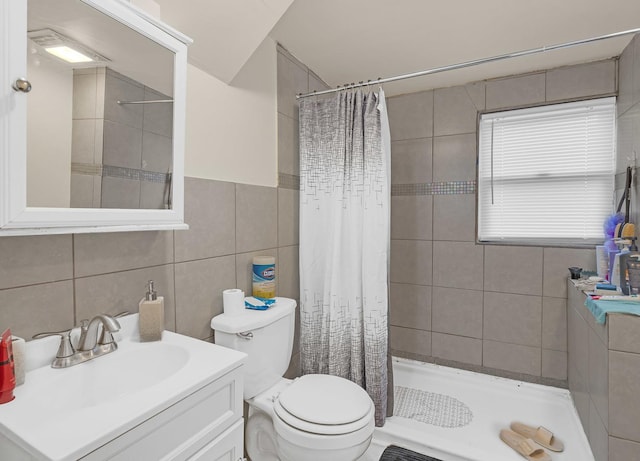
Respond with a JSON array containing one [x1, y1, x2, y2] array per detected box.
[[138, 280, 164, 341]]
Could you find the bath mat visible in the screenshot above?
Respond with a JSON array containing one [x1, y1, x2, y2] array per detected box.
[[393, 386, 473, 428], [379, 445, 443, 461]]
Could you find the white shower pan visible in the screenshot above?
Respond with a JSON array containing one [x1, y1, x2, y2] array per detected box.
[[362, 357, 594, 461]]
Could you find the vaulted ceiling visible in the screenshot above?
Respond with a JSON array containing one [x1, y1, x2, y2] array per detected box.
[[157, 0, 640, 96]]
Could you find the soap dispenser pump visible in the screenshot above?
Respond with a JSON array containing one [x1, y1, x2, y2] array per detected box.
[[138, 280, 164, 342]]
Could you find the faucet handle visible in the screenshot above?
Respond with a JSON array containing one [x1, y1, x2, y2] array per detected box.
[[33, 329, 75, 359]]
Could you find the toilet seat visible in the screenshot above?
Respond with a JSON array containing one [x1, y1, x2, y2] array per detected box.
[[273, 374, 374, 435]]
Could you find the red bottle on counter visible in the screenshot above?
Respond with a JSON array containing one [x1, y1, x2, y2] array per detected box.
[[0, 328, 16, 404]]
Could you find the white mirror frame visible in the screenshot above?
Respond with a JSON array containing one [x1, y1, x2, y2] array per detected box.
[[0, 0, 192, 236]]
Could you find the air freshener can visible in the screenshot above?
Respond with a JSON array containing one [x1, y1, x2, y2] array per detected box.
[[252, 256, 276, 299]]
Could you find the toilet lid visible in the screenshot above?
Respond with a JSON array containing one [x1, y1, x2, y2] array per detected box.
[[277, 374, 373, 426]]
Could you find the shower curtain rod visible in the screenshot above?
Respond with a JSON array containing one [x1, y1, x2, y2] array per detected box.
[[296, 27, 640, 99]]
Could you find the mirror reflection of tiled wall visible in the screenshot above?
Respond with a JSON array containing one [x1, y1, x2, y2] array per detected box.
[[71, 68, 173, 209]]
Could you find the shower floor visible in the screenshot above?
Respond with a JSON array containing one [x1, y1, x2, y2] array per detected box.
[[361, 357, 594, 461]]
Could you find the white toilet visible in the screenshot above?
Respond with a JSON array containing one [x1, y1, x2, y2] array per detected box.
[[211, 297, 375, 461]]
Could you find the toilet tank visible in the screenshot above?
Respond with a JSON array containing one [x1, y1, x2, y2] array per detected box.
[[211, 297, 297, 399]]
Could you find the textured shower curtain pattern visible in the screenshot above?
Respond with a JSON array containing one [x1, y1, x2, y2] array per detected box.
[[299, 89, 390, 426]]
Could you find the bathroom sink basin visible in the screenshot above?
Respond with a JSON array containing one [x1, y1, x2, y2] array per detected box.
[[29, 343, 189, 412], [0, 314, 246, 461]]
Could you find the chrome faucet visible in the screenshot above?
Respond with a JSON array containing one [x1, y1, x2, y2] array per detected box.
[[33, 314, 121, 368], [77, 314, 120, 351]]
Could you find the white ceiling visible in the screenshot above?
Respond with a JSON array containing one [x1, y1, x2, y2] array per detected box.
[[270, 0, 640, 96], [154, 0, 294, 83]]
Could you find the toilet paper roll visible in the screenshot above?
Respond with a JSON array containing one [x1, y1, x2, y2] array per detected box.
[[223, 288, 245, 316], [11, 336, 25, 386]]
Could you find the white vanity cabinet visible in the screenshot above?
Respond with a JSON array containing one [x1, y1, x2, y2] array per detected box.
[[81, 368, 244, 461], [0, 322, 246, 461], [0, 0, 191, 235]]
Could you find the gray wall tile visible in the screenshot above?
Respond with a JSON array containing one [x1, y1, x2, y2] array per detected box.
[[432, 332, 482, 365], [391, 195, 433, 240], [542, 296, 567, 351], [568, 297, 590, 385], [101, 176, 141, 209], [140, 181, 169, 210], [483, 292, 542, 347], [74, 231, 173, 277], [589, 399, 609, 461], [73, 73, 99, 120], [609, 350, 640, 442], [609, 436, 640, 461], [390, 283, 431, 331], [431, 286, 483, 338], [278, 113, 299, 176], [142, 131, 172, 173], [432, 241, 483, 290], [546, 59, 616, 102], [432, 134, 476, 182], [103, 72, 144, 128], [277, 51, 308, 119], [588, 327, 609, 430], [432, 195, 476, 242], [569, 362, 590, 432], [278, 245, 300, 300], [75, 264, 176, 331], [175, 177, 235, 262], [143, 88, 173, 137], [618, 44, 634, 116], [484, 245, 543, 296], [543, 247, 596, 298], [0, 281, 74, 340], [483, 339, 541, 375], [102, 120, 143, 169], [278, 188, 299, 247], [236, 184, 278, 253], [609, 314, 640, 353], [486, 73, 546, 110], [72, 119, 97, 164], [542, 349, 567, 380], [0, 235, 73, 289], [632, 35, 640, 107], [390, 325, 431, 356], [391, 138, 433, 184], [70, 174, 95, 208], [175, 255, 236, 340], [433, 86, 478, 136], [387, 91, 433, 141], [390, 240, 432, 285]]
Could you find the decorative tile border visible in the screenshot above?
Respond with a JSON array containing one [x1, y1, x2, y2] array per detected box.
[[392, 180, 476, 196], [278, 175, 475, 196], [279, 173, 300, 190]]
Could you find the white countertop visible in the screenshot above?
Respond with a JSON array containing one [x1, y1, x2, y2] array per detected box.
[[0, 314, 246, 460]]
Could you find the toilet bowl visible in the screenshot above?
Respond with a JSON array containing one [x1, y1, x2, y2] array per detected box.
[[211, 298, 375, 461]]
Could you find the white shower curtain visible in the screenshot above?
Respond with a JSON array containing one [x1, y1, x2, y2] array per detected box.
[[299, 89, 391, 426]]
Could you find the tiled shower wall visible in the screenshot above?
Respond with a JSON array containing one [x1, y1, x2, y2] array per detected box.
[[281, 47, 640, 426], [387, 58, 617, 386], [277, 46, 617, 386]]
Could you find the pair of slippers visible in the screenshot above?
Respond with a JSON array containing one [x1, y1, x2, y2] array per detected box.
[[500, 422, 564, 460]]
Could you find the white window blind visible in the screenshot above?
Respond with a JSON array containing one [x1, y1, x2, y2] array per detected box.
[[478, 97, 616, 245]]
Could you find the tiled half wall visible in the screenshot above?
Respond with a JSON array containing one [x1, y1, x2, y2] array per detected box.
[[0, 177, 300, 378]]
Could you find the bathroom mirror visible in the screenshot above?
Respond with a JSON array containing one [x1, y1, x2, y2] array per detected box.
[[0, 0, 191, 235]]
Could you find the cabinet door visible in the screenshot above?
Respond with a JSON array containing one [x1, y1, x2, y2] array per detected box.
[[190, 419, 244, 461]]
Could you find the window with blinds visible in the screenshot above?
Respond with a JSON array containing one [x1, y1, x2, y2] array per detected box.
[[478, 97, 616, 245]]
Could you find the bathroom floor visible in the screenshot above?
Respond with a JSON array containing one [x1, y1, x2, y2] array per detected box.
[[361, 358, 594, 461]]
